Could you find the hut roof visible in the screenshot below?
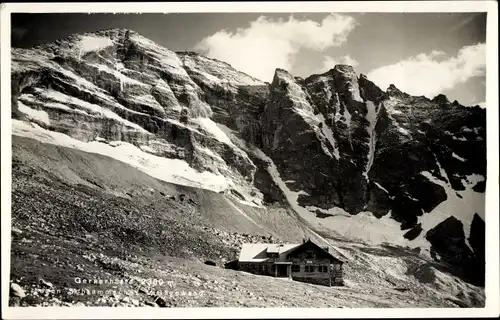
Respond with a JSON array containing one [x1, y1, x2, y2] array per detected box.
[[238, 240, 346, 263]]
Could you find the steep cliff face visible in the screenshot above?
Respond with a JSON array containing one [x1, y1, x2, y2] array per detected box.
[[11, 28, 486, 285], [260, 66, 484, 248], [12, 29, 266, 206]]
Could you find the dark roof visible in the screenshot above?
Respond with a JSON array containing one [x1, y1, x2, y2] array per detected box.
[[285, 240, 345, 264]]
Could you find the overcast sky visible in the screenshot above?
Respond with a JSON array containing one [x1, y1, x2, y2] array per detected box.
[[11, 12, 487, 107]]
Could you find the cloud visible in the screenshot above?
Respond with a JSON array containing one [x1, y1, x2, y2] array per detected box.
[[367, 43, 486, 98], [318, 55, 359, 73], [430, 50, 446, 58], [195, 14, 357, 82]]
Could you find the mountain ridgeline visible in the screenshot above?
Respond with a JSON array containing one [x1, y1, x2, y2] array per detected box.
[[11, 28, 486, 286]]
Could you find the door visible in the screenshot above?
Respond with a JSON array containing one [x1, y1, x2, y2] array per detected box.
[[274, 264, 288, 277]]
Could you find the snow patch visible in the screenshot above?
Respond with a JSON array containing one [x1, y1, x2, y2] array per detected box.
[[12, 120, 229, 192], [453, 136, 468, 142], [364, 101, 378, 179], [318, 210, 411, 246], [417, 171, 485, 247], [237, 199, 262, 208], [452, 152, 466, 162], [195, 145, 225, 162], [17, 102, 50, 126], [94, 63, 146, 91], [317, 114, 340, 159], [398, 127, 411, 136], [77, 36, 114, 57], [405, 194, 419, 201], [373, 181, 395, 199], [37, 89, 147, 132], [192, 117, 234, 146]]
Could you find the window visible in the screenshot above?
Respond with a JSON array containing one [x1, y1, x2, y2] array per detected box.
[[305, 266, 315, 273], [306, 251, 315, 259], [319, 266, 328, 273], [292, 265, 300, 272]]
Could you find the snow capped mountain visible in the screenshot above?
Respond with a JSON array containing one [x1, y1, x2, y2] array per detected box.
[[11, 28, 486, 287]]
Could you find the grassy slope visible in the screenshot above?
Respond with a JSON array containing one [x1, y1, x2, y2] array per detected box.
[[9, 136, 484, 307]]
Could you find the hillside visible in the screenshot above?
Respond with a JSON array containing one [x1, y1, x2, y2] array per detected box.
[[10, 136, 484, 308]]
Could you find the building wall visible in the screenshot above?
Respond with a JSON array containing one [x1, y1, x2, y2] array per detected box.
[[289, 257, 343, 286], [238, 259, 344, 286], [238, 262, 275, 276]]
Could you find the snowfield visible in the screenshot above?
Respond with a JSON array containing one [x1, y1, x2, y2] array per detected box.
[[317, 114, 340, 159], [192, 117, 235, 147], [17, 102, 51, 126], [77, 36, 114, 57], [12, 120, 230, 192], [364, 100, 378, 179], [316, 209, 414, 247], [416, 170, 485, 248]]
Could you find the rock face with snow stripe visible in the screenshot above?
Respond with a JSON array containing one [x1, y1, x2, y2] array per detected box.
[[11, 28, 486, 285], [11, 28, 263, 204], [261, 68, 344, 211]]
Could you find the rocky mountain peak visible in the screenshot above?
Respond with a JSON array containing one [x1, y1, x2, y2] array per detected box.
[[31, 28, 135, 56], [328, 65, 363, 104], [386, 83, 410, 100], [432, 93, 451, 105], [270, 68, 303, 93], [90, 27, 136, 38], [332, 64, 357, 74], [273, 68, 294, 81]]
